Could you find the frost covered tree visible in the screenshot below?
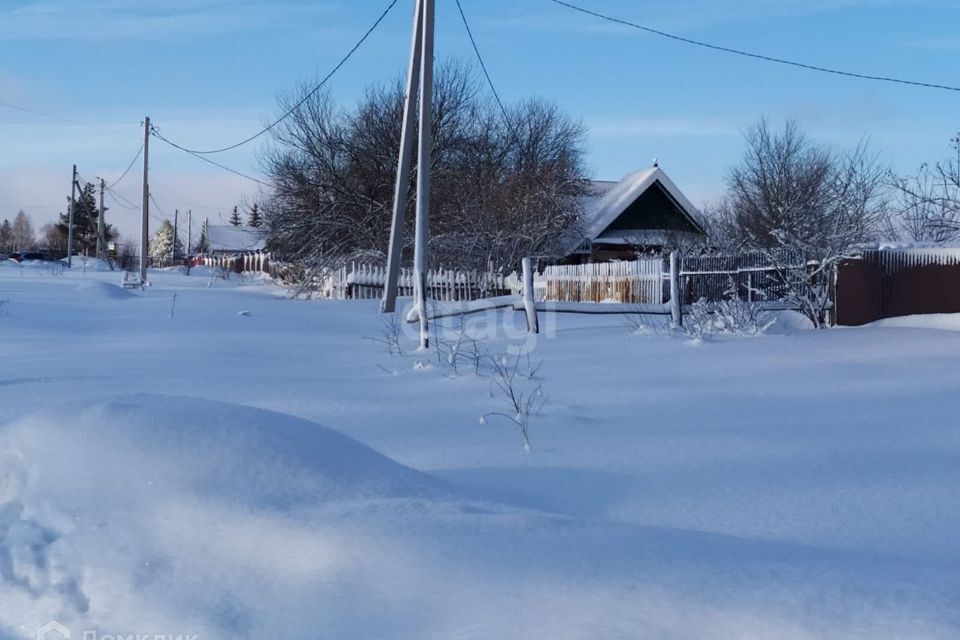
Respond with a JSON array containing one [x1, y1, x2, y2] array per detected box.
[[714, 119, 887, 328], [229, 206, 242, 227], [262, 61, 587, 279], [149, 220, 184, 262], [890, 133, 960, 244], [11, 210, 35, 251]]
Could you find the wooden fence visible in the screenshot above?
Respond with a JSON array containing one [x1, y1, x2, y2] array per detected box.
[[533, 252, 804, 305], [328, 263, 516, 301], [217, 250, 807, 308], [196, 252, 273, 274], [534, 259, 664, 304]]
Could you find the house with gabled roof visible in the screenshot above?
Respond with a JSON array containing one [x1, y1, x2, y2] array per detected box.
[[205, 224, 266, 256], [565, 163, 706, 262]]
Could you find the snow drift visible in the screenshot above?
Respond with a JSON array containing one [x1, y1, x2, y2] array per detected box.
[[0, 395, 441, 638]]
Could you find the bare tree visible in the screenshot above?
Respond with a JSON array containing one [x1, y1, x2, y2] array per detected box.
[[11, 210, 35, 251], [40, 223, 68, 257], [262, 61, 587, 285], [720, 119, 888, 327], [890, 134, 960, 244]]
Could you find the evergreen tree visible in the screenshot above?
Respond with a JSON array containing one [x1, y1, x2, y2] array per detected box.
[[247, 203, 262, 228], [149, 219, 184, 261], [0, 219, 12, 253], [229, 206, 242, 227], [56, 183, 115, 255], [194, 222, 210, 254]]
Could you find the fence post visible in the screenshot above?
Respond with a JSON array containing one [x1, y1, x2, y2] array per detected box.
[[670, 251, 682, 327], [522, 257, 539, 334]]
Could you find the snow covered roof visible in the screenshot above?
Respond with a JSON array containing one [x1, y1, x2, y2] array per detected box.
[[580, 166, 704, 243], [585, 179, 619, 198], [206, 225, 265, 253]]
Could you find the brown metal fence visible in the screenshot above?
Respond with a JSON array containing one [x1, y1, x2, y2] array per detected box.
[[836, 248, 960, 325]]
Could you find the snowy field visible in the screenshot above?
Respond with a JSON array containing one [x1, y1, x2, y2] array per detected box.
[[2, 260, 960, 639]]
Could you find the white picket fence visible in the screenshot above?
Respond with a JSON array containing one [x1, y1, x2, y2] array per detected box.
[[328, 263, 517, 301], [534, 259, 665, 304], [326, 259, 666, 304]]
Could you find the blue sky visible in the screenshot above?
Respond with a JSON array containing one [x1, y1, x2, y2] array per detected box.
[[1, 0, 958, 242]]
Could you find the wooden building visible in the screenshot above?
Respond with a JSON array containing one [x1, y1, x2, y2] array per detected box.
[[565, 163, 705, 262]]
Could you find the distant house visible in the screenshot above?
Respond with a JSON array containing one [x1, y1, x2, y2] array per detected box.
[[205, 225, 265, 256], [565, 163, 705, 262]]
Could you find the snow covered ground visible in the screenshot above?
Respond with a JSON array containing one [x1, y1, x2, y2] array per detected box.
[[2, 263, 960, 639]]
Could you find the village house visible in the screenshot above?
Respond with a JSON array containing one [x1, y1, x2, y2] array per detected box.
[[205, 224, 266, 257], [565, 163, 706, 263]]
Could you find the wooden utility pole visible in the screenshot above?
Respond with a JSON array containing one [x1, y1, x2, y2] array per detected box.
[[67, 164, 77, 268], [381, 0, 424, 314], [96, 177, 106, 260], [172, 209, 179, 262], [140, 116, 151, 283]]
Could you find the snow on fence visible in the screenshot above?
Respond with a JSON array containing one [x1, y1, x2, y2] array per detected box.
[[679, 251, 804, 304], [197, 251, 273, 274], [330, 263, 516, 301], [867, 247, 960, 273], [531, 251, 808, 306], [534, 259, 664, 304]]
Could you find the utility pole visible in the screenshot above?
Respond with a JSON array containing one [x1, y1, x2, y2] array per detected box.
[[186, 209, 193, 274], [96, 177, 106, 260], [381, 0, 423, 314], [140, 116, 151, 283], [172, 209, 179, 263], [413, 0, 435, 349], [67, 164, 77, 268], [382, 0, 434, 350]]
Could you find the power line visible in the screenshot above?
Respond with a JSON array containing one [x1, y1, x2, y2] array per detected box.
[[158, 0, 401, 155], [109, 144, 144, 189], [0, 101, 140, 139], [455, 0, 509, 120], [0, 101, 94, 127], [545, 0, 960, 94], [150, 127, 273, 187], [105, 186, 139, 211]]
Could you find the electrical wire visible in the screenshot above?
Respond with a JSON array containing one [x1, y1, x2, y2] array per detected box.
[[0, 101, 95, 127], [109, 144, 144, 189], [455, 0, 509, 120], [545, 0, 960, 94], [158, 0, 401, 155], [150, 128, 273, 187], [0, 101, 140, 141], [105, 186, 140, 211]]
